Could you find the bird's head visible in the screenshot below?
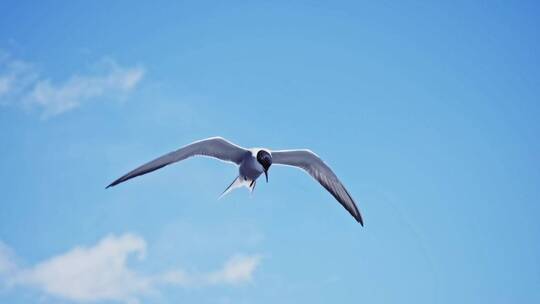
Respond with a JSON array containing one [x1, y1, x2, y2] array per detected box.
[[256, 150, 272, 182]]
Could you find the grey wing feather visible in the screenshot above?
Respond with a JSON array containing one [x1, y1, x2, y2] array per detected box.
[[107, 137, 248, 188], [271, 149, 364, 225]]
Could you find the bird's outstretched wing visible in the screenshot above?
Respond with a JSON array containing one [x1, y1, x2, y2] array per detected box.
[[107, 137, 248, 188], [271, 149, 363, 225]]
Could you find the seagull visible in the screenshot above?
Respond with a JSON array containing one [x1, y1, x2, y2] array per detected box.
[[106, 137, 363, 225]]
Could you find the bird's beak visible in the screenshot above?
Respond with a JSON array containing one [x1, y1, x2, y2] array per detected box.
[[264, 170, 268, 183]]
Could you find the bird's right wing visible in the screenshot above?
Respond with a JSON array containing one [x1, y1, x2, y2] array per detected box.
[[107, 137, 248, 188], [271, 149, 363, 225]]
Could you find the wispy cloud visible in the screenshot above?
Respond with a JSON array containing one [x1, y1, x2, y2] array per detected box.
[[0, 52, 144, 118], [160, 254, 261, 287], [0, 52, 38, 103], [1, 234, 261, 304], [0, 241, 17, 277]]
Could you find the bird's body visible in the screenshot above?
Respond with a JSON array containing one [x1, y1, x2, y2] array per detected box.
[[107, 137, 364, 225], [220, 150, 266, 197], [239, 150, 266, 181]]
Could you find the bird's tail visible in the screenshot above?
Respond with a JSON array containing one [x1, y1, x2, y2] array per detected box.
[[219, 176, 244, 199]]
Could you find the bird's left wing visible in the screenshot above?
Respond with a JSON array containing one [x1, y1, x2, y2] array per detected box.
[[271, 149, 363, 225], [107, 137, 248, 188]]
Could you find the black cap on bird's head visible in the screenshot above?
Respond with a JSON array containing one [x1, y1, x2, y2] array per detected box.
[[256, 150, 272, 182]]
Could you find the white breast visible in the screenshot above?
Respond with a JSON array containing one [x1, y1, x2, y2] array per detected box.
[[249, 148, 271, 157]]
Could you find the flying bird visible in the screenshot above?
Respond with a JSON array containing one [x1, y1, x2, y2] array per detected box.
[[106, 137, 363, 225]]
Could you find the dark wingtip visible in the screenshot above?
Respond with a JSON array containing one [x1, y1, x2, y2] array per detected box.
[[352, 208, 364, 226], [105, 180, 119, 189]]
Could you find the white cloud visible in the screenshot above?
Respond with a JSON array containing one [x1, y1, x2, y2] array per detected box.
[[160, 254, 261, 287], [207, 254, 261, 285], [0, 241, 17, 277], [0, 234, 261, 304], [12, 234, 150, 304], [0, 53, 38, 103], [0, 52, 144, 117]]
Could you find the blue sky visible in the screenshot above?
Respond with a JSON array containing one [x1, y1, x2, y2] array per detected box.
[[0, 1, 539, 303]]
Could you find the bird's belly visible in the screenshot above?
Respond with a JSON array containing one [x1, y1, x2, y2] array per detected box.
[[239, 159, 263, 180]]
